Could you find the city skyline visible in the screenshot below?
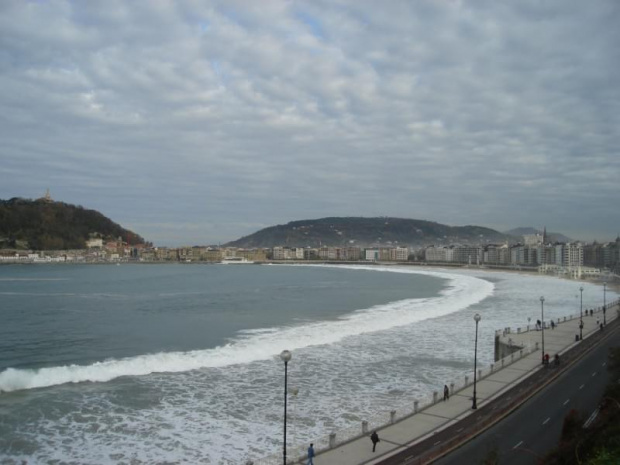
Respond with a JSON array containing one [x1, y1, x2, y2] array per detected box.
[[1, 1, 619, 246]]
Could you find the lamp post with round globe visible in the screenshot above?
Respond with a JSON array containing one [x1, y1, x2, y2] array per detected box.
[[540, 296, 545, 365], [472, 313, 481, 410], [580, 286, 584, 340], [280, 350, 292, 465], [603, 282, 607, 325]]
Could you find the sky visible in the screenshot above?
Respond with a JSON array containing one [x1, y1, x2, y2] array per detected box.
[[1, 1, 619, 246]]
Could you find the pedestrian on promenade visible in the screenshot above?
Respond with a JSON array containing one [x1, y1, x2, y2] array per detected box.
[[544, 353, 550, 365], [443, 384, 450, 401], [600, 323, 604, 331], [370, 431, 380, 452], [597, 317, 600, 326], [306, 443, 315, 465], [590, 309, 594, 316], [551, 320, 555, 330], [554, 354, 560, 366], [536, 319, 541, 330]]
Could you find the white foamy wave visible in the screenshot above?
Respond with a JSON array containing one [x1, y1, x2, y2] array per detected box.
[[0, 266, 493, 393]]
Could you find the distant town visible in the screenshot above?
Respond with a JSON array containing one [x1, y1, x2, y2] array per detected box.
[[2, 229, 619, 279]]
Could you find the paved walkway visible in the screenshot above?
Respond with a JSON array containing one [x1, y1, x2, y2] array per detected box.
[[305, 301, 619, 465]]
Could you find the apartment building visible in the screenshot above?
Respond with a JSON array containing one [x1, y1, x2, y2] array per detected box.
[[390, 247, 409, 261], [562, 243, 584, 267], [452, 246, 483, 265]]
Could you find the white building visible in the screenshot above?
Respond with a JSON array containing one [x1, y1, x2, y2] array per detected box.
[[365, 249, 379, 261], [563, 243, 584, 267]]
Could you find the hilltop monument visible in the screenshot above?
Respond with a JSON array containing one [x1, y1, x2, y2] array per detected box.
[[37, 189, 53, 203]]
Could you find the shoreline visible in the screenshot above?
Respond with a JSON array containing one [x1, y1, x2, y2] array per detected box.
[[1, 259, 618, 290]]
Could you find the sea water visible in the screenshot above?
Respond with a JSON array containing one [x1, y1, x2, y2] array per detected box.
[[0, 264, 614, 464]]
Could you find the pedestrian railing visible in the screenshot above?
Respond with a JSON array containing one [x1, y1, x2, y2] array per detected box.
[[251, 342, 540, 464], [252, 301, 620, 464]]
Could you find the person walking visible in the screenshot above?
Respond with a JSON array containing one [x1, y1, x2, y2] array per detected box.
[[306, 443, 315, 465], [370, 431, 380, 452], [551, 320, 555, 330], [443, 384, 450, 401]]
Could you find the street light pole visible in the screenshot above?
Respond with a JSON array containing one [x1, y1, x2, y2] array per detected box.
[[472, 313, 481, 410], [580, 286, 584, 340], [280, 350, 292, 465], [603, 282, 607, 325], [540, 296, 545, 365]]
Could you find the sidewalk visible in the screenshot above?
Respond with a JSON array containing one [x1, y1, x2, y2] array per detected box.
[[307, 301, 619, 465]]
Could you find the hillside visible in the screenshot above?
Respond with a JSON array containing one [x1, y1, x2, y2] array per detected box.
[[225, 217, 513, 248], [0, 197, 148, 250]]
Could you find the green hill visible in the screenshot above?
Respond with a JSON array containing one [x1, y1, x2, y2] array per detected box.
[[0, 197, 148, 250], [225, 217, 512, 248]]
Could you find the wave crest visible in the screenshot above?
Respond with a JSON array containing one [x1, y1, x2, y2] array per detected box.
[[0, 266, 493, 393]]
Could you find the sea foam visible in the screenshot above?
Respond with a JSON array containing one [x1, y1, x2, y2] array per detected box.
[[0, 265, 493, 393]]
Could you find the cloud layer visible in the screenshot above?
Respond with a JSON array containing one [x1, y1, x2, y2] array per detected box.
[[1, 0, 618, 245]]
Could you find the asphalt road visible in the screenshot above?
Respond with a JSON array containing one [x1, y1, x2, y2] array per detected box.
[[432, 325, 619, 465]]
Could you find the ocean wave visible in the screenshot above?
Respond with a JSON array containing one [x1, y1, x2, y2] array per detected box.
[[0, 266, 493, 393]]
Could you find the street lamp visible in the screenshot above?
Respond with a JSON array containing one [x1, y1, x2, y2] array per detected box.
[[580, 286, 584, 340], [280, 350, 292, 465], [603, 282, 607, 325], [540, 296, 545, 365], [472, 313, 481, 410]]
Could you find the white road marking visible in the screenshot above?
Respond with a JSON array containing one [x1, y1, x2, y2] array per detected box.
[[602, 362, 607, 367], [563, 399, 570, 406], [456, 428, 463, 433], [592, 372, 597, 377], [579, 384, 585, 390], [584, 408, 600, 428], [542, 417, 550, 425], [434, 441, 441, 446], [513, 441, 524, 449]]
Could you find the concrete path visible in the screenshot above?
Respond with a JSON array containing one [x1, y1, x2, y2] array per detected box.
[[305, 301, 619, 465]]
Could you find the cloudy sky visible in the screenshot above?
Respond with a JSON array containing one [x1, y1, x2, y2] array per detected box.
[[1, 1, 618, 246]]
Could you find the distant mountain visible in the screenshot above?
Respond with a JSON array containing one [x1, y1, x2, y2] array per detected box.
[[0, 197, 148, 250], [504, 227, 573, 244], [225, 217, 513, 248]]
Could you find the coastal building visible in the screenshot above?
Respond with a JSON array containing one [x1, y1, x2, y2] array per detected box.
[[390, 247, 409, 261], [203, 248, 223, 262], [425, 246, 450, 262], [563, 243, 584, 268], [523, 233, 543, 246], [272, 247, 286, 260], [452, 246, 482, 265], [342, 247, 362, 261], [303, 248, 318, 260], [236, 248, 268, 262], [483, 244, 509, 265], [317, 246, 338, 260], [365, 249, 379, 261], [85, 237, 103, 248]]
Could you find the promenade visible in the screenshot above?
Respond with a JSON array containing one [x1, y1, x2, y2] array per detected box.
[[275, 299, 619, 465]]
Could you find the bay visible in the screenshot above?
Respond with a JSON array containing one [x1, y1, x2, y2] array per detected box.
[[0, 264, 614, 464]]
